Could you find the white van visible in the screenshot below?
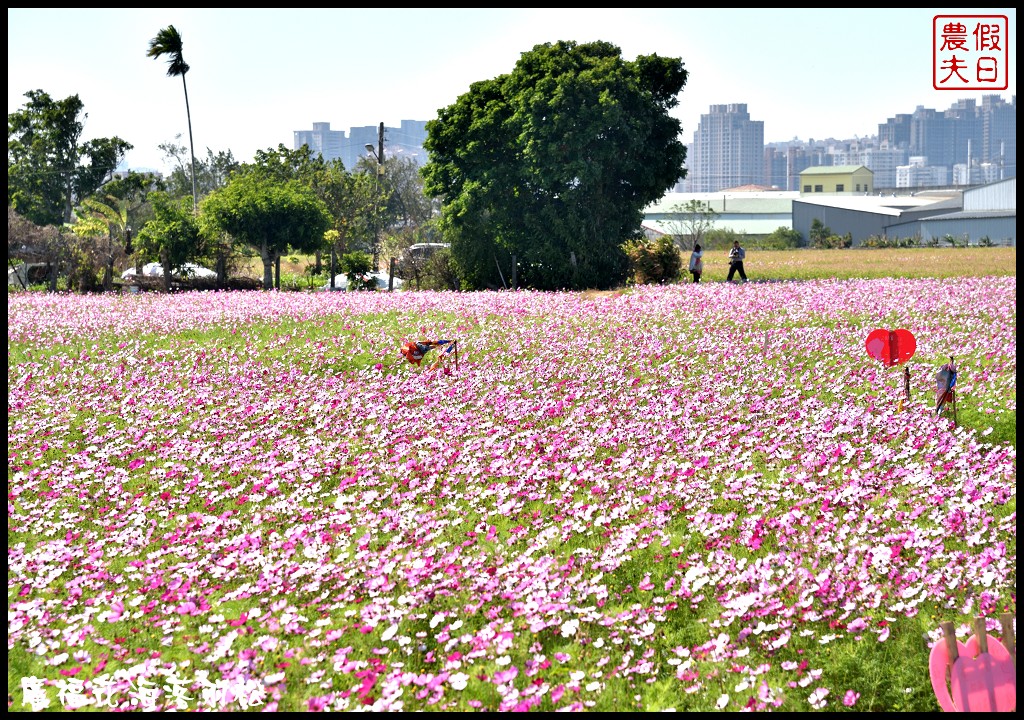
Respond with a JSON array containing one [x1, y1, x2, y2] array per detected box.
[[400, 243, 450, 264]]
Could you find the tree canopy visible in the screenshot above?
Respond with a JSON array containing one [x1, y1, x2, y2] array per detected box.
[[201, 172, 331, 289], [135, 192, 205, 291], [159, 140, 239, 201], [422, 40, 688, 290], [8, 90, 132, 227]]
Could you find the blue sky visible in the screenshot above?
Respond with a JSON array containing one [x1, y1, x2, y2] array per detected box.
[[8, 8, 1017, 173]]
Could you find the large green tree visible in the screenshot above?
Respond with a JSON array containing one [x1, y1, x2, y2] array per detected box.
[[422, 40, 688, 290], [8, 90, 133, 227], [135, 192, 205, 292], [201, 173, 331, 290], [247, 144, 384, 276], [148, 25, 198, 211]]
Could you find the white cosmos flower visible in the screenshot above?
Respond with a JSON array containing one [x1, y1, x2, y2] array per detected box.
[[809, 687, 829, 709], [381, 624, 399, 642], [449, 672, 469, 690], [716, 694, 729, 709]]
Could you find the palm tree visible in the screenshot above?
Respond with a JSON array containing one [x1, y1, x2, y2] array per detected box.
[[78, 195, 130, 290], [148, 25, 197, 212]]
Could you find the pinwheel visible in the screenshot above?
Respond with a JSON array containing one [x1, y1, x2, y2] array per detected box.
[[400, 339, 459, 372], [935, 356, 957, 420]]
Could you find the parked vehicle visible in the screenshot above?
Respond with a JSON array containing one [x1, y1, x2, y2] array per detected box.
[[321, 271, 404, 291], [399, 243, 449, 264], [122, 262, 217, 280]]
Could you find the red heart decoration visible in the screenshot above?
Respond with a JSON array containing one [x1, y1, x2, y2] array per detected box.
[[865, 328, 916, 366]]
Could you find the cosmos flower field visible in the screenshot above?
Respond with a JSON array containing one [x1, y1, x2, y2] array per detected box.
[[7, 277, 1016, 712]]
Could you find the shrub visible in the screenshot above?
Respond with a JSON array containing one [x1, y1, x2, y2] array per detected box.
[[417, 248, 460, 291], [623, 236, 682, 285], [865, 234, 920, 248], [339, 251, 377, 291], [762, 227, 802, 250]]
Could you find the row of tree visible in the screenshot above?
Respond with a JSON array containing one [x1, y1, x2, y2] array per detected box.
[[10, 35, 696, 292], [8, 88, 433, 291]]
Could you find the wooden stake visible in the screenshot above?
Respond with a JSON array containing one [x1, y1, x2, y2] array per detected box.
[[941, 621, 959, 663], [998, 613, 1015, 663], [974, 616, 989, 653]]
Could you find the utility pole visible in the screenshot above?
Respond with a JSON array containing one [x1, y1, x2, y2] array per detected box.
[[369, 122, 385, 270]]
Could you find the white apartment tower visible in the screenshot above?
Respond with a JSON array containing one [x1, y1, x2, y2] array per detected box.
[[293, 122, 347, 164], [686, 104, 765, 192]]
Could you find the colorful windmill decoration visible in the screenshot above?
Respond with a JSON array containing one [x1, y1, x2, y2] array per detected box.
[[935, 356, 958, 422], [400, 339, 459, 372], [865, 328, 917, 410]]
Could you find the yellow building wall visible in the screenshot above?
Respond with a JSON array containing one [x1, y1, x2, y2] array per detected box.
[[800, 169, 874, 194]]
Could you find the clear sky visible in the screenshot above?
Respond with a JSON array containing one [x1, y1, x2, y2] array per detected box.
[[8, 8, 1017, 174]]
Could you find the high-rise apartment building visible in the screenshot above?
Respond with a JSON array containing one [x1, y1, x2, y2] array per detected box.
[[909, 107, 949, 169], [982, 95, 1016, 178], [293, 122, 348, 165], [856, 143, 908, 190], [874, 96, 1015, 186], [294, 120, 430, 171], [685, 104, 764, 192], [878, 113, 912, 149], [292, 95, 1012, 193]]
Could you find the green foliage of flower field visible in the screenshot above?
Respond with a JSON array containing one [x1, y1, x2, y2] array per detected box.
[[7, 272, 1016, 712]]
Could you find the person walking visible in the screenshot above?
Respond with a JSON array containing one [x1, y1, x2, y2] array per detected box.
[[688, 243, 704, 283], [727, 240, 748, 283]]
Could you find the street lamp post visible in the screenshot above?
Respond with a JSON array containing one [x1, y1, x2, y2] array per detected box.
[[364, 122, 385, 272]]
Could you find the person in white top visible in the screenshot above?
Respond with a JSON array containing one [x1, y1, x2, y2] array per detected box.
[[727, 240, 747, 283], [688, 243, 704, 283]]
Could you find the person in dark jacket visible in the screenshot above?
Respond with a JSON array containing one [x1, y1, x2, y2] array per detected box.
[[727, 240, 747, 283]]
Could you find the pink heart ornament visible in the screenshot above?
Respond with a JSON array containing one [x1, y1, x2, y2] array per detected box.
[[951, 635, 1016, 712], [929, 637, 970, 712], [931, 635, 1017, 712]]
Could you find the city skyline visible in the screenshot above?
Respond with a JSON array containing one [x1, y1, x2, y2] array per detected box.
[[9, 9, 1016, 173]]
